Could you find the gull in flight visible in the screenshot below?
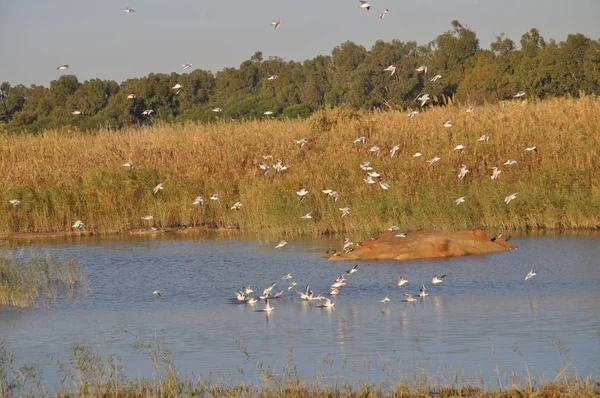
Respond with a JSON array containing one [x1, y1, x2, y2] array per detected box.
[[491, 167, 501, 180], [329, 287, 340, 296], [525, 146, 538, 153], [153, 290, 163, 296], [263, 155, 273, 160], [282, 273, 293, 281], [261, 299, 275, 313], [514, 91, 526, 98], [259, 163, 270, 175], [397, 276, 408, 287], [359, 161, 373, 171], [404, 293, 417, 302], [318, 297, 336, 308], [427, 156, 440, 166], [454, 144, 465, 151], [525, 270, 537, 280], [123, 7, 135, 13], [231, 202, 243, 210], [295, 138, 308, 148], [354, 136, 367, 144], [141, 215, 154, 221], [418, 285, 429, 297], [9, 199, 21, 206], [478, 135, 490, 143], [395, 232, 408, 238], [172, 83, 183, 90], [415, 65, 428, 74], [273, 159, 290, 172], [367, 171, 381, 178], [364, 175, 376, 184], [504, 192, 519, 205], [56, 65, 69, 70], [243, 286, 254, 295], [359, 1, 371, 10], [413, 152, 423, 158], [267, 75, 277, 81], [378, 9, 389, 19], [127, 93, 136, 99], [245, 297, 258, 305], [275, 240, 287, 249], [263, 111, 274, 116], [430, 74, 442, 82], [273, 290, 285, 299], [262, 282, 277, 297], [369, 146, 381, 156], [458, 164, 469, 181], [296, 188, 309, 201], [416, 93, 430, 107], [390, 145, 400, 157], [153, 182, 164, 195], [408, 111, 419, 118], [142, 109, 154, 116], [71, 110, 82, 115], [193, 196, 204, 206], [346, 264, 358, 275], [455, 196, 466, 205], [379, 182, 391, 190], [340, 207, 351, 217], [380, 296, 390, 303], [287, 282, 297, 291], [182, 63, 192, 69], [383, 65, 396, 76], [123, 161, 134, 169], [301, 211, 313, 219], [271, 20, 282, 30], [210, 193, 219, 201], [72, 220, 84, 229], [466, 107, 477, 112], [443, 120, 454, 128], [388, 225, 399, 231], [432, 274, 447, 284], [212, 107, 223, 113], [234, 291, 246, 301], [504, 159, 517, 166]]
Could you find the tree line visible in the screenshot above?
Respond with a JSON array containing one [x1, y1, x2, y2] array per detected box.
[[1, 21, 599, 133]]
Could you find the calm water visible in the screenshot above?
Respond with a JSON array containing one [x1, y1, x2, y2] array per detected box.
[[1, 233, 599, 387]]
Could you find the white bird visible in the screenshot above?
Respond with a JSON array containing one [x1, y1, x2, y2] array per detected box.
[[267, 75, 277, 81], [262, 299, 275, 313], [379, 181, 391, 190], [141, 215, 154, 221], [262, 155, 273, 160], [416, 93, 430, 107], [430, 74, 442, 82], [491, 167, 502, 180], [123, 161, 134, 169], [369, 146, 381, 156], [380, 296, 390, 303], [466, 107, 477, 113], [287, 282, 297, 291], [367, 171, 381, 178], [346, 264, 358, 275], [504, 159, 517, 166], [153, 290, 163, 296], [427, 156, 440, 166], [295, 138, 308, 148], [231, 202, 242, 210], [407, 111, 419, 118], [243, 286, 254, 295], [388, 225, 400, 231], [282, 273, 292, 281], [454, 144, 465, 151], [378, 9, 389, 19], [127, 93, 136, 99], [383, 65, 396, 75], [296, 188, 309, 201], [343, 237, 353, 251], [172, 83, 183, 90], [359, 161, 373, 171], [275, 240, 287, 249], [478, 135, 490, 143], [415, 65, 428, 74], [354, 136, 367, 144], [397, 276, 408, 287], [455, 196, 466, 206], [263, 111, 274, 116], [514, 91, 526, 98], [271, 20, 282, 30], [504, 192, 519, 205], [72, 220, 84, 229], [404, 293, 417, 302], [123, 7, 135, 13], [329, 287, 340, 296], [153, 182, 164, 195], [259, 163, 270, 175], [56, 65, 69, 70], [9, 199, 21, 206], [525, 146, 538, 153], [301, 211, 313, 220], [395, 232, 408, 238], [359, 1, 371, 10], [443, 120, 454, 128], [458, 164, 469, 181], [318, 297, 335, 308], [245, 297, 258, 305], [273, 159, 290, 173], [413, 152, 423, 158], [432, 274, 446, 284], [181, 63, 192, 70], [339, 207, 351, 217], [273, 290, 285, 299], [212, 108, 223, 113], [141, 109, 154, 116], [210, 193, 219, 201], [418, 285, 429, 297], [364, 175, 376, 184], [193, 196, 204, 206], [262, 282, 277, 297], [234, 291, 246, 301], [525, 270, 537, 280], [71, 110, 82, 115], [390, 145, 400, 157]]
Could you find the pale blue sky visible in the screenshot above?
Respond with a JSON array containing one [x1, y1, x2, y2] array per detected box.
[[1, 0, 598, 86]]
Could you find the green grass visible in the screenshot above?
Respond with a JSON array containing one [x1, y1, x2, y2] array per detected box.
[[1, 96, 600, 240]]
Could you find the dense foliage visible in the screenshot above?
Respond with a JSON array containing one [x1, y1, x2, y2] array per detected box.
[[1, 21, 599, 133]]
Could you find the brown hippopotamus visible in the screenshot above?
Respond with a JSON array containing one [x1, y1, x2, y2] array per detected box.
[[325, 229, 517, 261]]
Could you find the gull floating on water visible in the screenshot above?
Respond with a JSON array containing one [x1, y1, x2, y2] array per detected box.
[[404, 293, 417, 302], [245, 297, 258, 305], [153, 182, 164, 195], [261, 299, 275, 313], [432, 274, 446, 284], [329, 287, 340, 296], [525, 270, 537, 280], [491, 167, 501, 180], [56, 65, 69, 70], [427, 156, 440, 166], [383, 65, 396, 76], [301, 211, 313, 220], [318, 297, 336, 308], [408, 111, 419, 118], [504, 159, 517, 166], [193, 196, 204, 206], [430, 74, 442, 82], [231, 202, 243, 210], [514, 91, 526, 98], [72, 220, 84, 229], [210, 193, 219, 201], [275, 240, 287, 249], [9, 199, 21, 206], [271, 20, 282, 30], [380, 296, 390, 303], [234, 291, 246, 301], [339, 207, 351, 217], [123, 7, 135, 13], [397, 276, 408, 287], [504, 192, 519, 205], [455, 196, 466, 205], [123, 161, 134, 169], [378, 9, 388, 19], [359, 1, 371, 10]]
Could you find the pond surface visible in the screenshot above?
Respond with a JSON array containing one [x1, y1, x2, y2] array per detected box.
[[1, 233, 599, 387]]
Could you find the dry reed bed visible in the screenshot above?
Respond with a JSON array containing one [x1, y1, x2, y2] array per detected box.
[[1, 97, 600, 237]]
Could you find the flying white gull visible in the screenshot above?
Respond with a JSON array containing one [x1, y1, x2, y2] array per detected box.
[[275, 240, 288, 249], [455, 196, 466, 205], [383, 65, 396, 75], [430, 74, 442, 82], [525, 270, 537, 280], [231, 202, 243, 210], [415, 65, 428, 74], [193, 196, 204, 206], [432, 274, 446, 284], [153, 182, 164, 195], [427, 156, 440, 166], [378, 9, 388, 19], [359, 1, 371, 10], [339, 207, 351, 217], [123, 7, 135, 13], [504, 192, 519, 205], [407, 111, 419, 118], [271, 20, 282, 30], [491, 167, 501, 180], [514, 91, 526, 98], [182, 63, 192, 69], [56, 65, 69, 70]]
